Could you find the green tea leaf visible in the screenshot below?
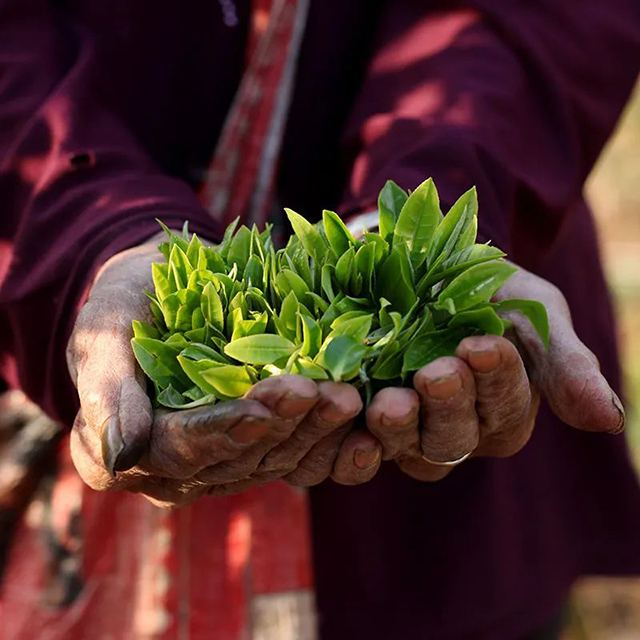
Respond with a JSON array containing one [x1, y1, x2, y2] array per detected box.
[[335, 246, 355, 292], [363, 233, 389, 267], [435, 261, 517, 314], [378, 180, 408, 241], [321, 264, 336, 301], [285, 208, 327, 264], [402, 328, 471, 372], [493, 298, 549, 349], [218, 217, 240, 259], [300, 314, 322, 358], [427, 187, 477, 267], [178, 356, 224, 396], [204, 247, 228, 274], [328, 314, 372, 343], [157, 385, 217, 409], [160, 293, 180, 331], [276, 269, 309, 304], [176, 305, 194, 332], [201, 364, 255, 398], [191, 307, 205, 330], [169, 244, 193, 289], [449, 305, 504, 335], [304, 292, 329, 314], [227, 225, 252, 273], [290, 246, 314, 289], [244, 254, 264, 287], [185, 327, 207, 343], [355, 243, 375, 293], [132, 320, 160, 340], [226, 307, 243, 339], [224, 334, 297, 365], [201, 282, 224, 332], [181, 343, 228, 362], [370, 342, 403, 380], [290, 358, 329, 380], [323, 210, 356, 256], [132, 337, 188, 389], [156, 219, 189, 252], [231, 311, 268, 341], [393, 177, 442, 262], [322, 335, 370, 382], [277, 291, 299, 341], [186, 234, 204, 267], [376, 249, 417, 314], [152, 263, 173, 302], [149, 297, 166, 331]]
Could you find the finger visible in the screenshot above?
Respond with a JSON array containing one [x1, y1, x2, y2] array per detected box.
[[258, 381, 363, 476], [71, 399, 274, 490], [69, 293, 153, 476], [331, 430, 382, 485], [456, 335, 537, 457], [143, 400, 274, 480], [366, 387, 420, 460], [499, 270, 624, 434], [285, 424, 352, 487], [413, 356, 479, 464], [195, 376, 319, 483]]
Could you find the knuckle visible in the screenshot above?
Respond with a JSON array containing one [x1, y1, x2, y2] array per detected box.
[[545, 282, 565, 305], [197, 459, 253, 484], [269, 418, 298, 443], [259, 447, 301, 474], [254, 468, 291, 482], [286, 453, 333, 486], [146, 445, 197, 480], [421, 417, 479, 462], [478, 379, 531, 428], [299, 418, 335, 443]]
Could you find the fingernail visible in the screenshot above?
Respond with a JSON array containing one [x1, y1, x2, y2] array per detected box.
[[468, 348, 501, 372], [228, 418, 271, 444], [426, 373, 462, 399], [275, 392, 314, 420], [354, 446, 381, 470], [610, 392, 626, 434], [101, 416, 125, 478], [318, 402, 345, 424], [381, 409, 417, 428]]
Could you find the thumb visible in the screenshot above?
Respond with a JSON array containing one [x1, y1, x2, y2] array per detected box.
[[501, 271, 624, 434], [69, 288, 153, 478], [530, 318, 624, 434]]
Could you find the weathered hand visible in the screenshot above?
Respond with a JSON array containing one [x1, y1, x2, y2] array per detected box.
[[365, 266, 625, 481], [67, 240, 380, 507]]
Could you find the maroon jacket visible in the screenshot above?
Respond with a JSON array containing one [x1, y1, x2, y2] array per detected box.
[[1, 1, 640, 638]]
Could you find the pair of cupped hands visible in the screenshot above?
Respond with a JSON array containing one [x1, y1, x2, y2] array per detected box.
[[67, 236, 625, 508]]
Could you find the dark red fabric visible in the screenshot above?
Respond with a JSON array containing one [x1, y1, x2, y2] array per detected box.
[[1, 1, 640, 639]]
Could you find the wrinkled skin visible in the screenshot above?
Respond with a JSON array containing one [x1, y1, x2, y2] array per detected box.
[[366, 267, 625, 481], [68, 240, 624, 507], [68, 239, 381, 508]]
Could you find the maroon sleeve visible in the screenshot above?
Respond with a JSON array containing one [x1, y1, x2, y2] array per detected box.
[[0, 1, 222, 424], [340, 0, 640, 253]]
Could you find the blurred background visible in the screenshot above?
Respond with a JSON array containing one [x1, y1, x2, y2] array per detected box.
[[563, 83, 640, 639]]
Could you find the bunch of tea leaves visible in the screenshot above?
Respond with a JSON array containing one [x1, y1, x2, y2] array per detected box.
[[132, 178, 549, 409]]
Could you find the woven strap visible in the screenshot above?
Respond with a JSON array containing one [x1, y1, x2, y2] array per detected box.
[[200, 0, 310, 229]]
